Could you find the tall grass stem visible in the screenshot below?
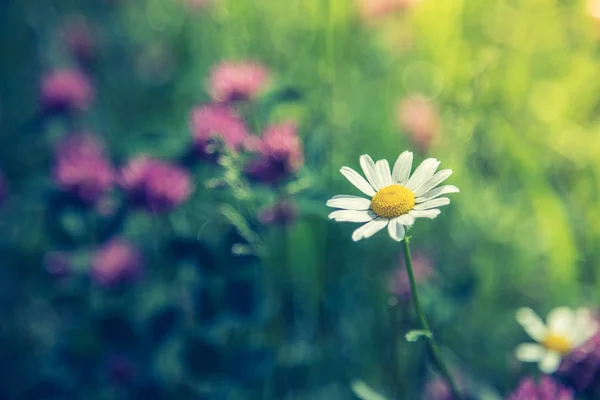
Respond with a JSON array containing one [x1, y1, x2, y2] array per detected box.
[[402, 236, 463, 400]]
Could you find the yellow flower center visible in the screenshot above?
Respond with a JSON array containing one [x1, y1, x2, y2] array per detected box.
[[542, 333, 571, 355], [370, 184, 416, 219]]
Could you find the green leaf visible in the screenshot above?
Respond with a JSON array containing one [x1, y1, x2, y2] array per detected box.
[[405, 329, 433, 342], [350, 381, 389, 400]]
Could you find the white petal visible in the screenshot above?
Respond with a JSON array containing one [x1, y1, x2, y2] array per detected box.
[[392, 151, 413, 185], [326, 195, 372, 210], [396, 214, 415, 226], [570, 308, 599, 347], [580, 320, 600, 346], [409, 209, 441, 219], [547, 307, 574, 336], [352, 218, 388, 241], [516, 307, 548, 342], [515, 343, 545, 362], [538, 351, 562, 374], [406, 158, 440, 191], [340, 167, 376, 197], [376, 159, 392, 187], [360, 155, 384, 191], [413, 169, 453, 197], [387, 218, 406, 241], [413, 198, 450, 211], [329, 210, 376, 223], [416, 185, 460, 202]]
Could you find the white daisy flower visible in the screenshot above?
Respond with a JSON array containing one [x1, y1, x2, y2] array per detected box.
[[326, 152, 459, 242], [515, 306, 599, 374]]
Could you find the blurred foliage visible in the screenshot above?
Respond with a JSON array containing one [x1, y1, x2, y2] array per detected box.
[[1, 0, 600, 398]]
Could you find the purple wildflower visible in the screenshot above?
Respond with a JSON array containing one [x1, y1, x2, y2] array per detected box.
[[189, 104, 249, 156], [52, 134, 115, 204], [90, 239, 143, 287], [40, 68, 95, 113], [506, 376, 574, 400], [423, 377, 453, 400], [245, 122, 304, 184], [387, 251, 434, 299], [422, 375, 470, 400], [258, 200, 298, 226], [119, 156, 193, 213], [208, 61, 270, 103], [60, 15, 95, 64]]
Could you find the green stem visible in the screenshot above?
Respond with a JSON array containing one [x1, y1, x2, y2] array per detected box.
[[388, 304, 403, 400], [402, 235, 463, 400]]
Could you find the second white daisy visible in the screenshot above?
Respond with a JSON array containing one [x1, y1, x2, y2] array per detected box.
[[326, 152, 459, 242], [515, 306, 599, 374]]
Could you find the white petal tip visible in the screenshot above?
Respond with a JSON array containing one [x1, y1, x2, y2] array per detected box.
[[325, 199, 345, 208], [539, 358, 561, 374], [514, 353, 527, 362], [515, 307, 542, 327], [516, 307, 532, 317]]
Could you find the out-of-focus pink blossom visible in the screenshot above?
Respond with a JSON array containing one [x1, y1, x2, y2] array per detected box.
[[208, 61, 270, 103], [422, 375, 471, 400], [423, 377, 453, 400], [52, 134, 115, 204], [387, 251, 434, 299], [506, 376, 574, 400], [41, 69, 95, 113], [91, 239, 143, 287], [60, 15, 95, 63], [189, 104, 249, 156], [258, 200, 298, 226], [558, 317, 600, 395], [245, 122, 304, 184], [358, 0, 417, 20], [178, 0, 214, 9], [120, 156, 193, 213], [396, 96, 439, 152], [260, 123, 304, 171]]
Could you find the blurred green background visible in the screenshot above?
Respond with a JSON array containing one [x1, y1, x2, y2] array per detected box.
[[1, 0, 600, 398]]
